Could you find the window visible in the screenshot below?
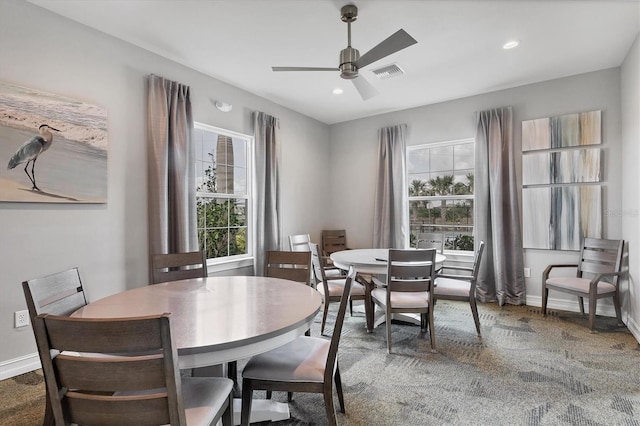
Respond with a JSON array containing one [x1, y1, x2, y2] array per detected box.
[[407, 138, 475, 253], [194, 123, 253, 262]]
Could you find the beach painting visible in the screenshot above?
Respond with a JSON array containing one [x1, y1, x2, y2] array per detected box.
[[0, 81, 107, 203]]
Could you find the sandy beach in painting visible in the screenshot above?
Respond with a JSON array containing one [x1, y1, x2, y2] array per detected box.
[[0, 82, 108, 203]]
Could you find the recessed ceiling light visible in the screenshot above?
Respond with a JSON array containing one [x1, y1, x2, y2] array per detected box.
[[332, 88, 344, 95], [503, 40, 520, 50]]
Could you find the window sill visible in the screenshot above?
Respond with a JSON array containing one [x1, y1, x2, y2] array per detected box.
[[207, 257, 254, 274]]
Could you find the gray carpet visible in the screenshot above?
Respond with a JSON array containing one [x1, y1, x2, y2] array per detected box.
[[269, 301, 640, 426], [2, 300, 639, 425]]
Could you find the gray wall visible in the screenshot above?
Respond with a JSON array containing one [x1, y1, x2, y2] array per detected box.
[[621, 34, 640, 336], [0, 0, 331, 378], [329, 68, 635, 332]]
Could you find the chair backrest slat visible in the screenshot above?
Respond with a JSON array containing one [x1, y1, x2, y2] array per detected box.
[[22, 268, 87, 320], [289, 234, 311, 252], [321, 229, 348, 256], [264, 250, 312, 286], [34, 313, 186, 426], [387, 249, 437, 294], [151, 251, 207, 284], [577, 238, 623, 281]]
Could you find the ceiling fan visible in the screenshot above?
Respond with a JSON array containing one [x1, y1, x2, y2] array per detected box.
[[272, 4, 417, 101]]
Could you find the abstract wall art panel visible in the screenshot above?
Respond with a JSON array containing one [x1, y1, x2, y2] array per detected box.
[[522, 117, 550, 151], [523, 153, 552, 185], [523, 185, 601, 250], [523, 148, 602, 185], [522, 110, 601, 151], [0, 81, 107, 203], [522, 187, 552, 249]]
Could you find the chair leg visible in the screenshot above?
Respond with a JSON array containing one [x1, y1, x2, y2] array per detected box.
[[241, 378, 253, 426], [334, 363, 345, 413], [613, 294, 624, 326], [386, 312, 392, 353], [287, 392, 293, 402], [420, 312, 427, 333], [321, 300, 330, 335], [349, 299, 353, 316], [266, 390, 272, 399], [469, 298, 481, 336], [588, 296, 597, 332], [541, 286, 548, 316], [222, 392, 234, 426], [227, 361, 239, 397], [428, 309, 436, 353], [578, 296, 585, 315], [323, 380, 338, 426]]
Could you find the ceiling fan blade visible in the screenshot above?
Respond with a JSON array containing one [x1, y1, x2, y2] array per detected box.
[[354, 29, 417, 70], [272, 66, 339, 72], [351, 76, 379, 101]]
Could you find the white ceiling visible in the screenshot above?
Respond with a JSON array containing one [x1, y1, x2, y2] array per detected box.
[[28, 0, 639, 125]]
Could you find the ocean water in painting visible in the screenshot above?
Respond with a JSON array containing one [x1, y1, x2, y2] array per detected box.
[[0, 82, 107, 202]]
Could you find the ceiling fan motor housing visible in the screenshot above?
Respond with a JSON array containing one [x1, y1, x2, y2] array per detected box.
[[340, 47, 360, 79]]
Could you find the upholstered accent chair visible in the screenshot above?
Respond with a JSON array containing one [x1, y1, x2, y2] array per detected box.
[[542, 238, 625, 332]]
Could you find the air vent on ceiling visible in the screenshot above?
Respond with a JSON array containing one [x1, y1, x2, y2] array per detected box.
[[371, 63, 405, 80]]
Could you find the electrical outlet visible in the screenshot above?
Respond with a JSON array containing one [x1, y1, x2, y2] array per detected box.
[[14, 310, 29, 328], [523, 267, 531, 278]]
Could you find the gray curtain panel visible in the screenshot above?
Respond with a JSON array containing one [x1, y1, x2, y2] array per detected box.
[[475, 107, 526, 305], [373, 124, 409, 249], [147, 75, 198, 270], [253, 111, 281, 276]]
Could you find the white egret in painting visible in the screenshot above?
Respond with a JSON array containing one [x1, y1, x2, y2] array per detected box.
[[7, 124, 60, 191]]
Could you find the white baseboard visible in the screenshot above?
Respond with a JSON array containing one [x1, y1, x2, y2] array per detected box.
[[0, 352, 40, 381], [526, 295, 618, 317]]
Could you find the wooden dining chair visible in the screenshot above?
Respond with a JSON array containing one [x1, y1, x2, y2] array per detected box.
[[241, 267, 355, 426], [151, 250, 207, 284], [34, 313, 234, 426], [264, 250, 312, 287], [434, 241, 485, 335], [22, 267, 89, 426], [542, 238, 625, 332], [310, 242, 366, 334], [371, 248, 438, 353], [321, 229, 349, 257]]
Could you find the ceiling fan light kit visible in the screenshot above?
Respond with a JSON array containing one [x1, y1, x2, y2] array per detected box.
[[272, 3, 417, 100]]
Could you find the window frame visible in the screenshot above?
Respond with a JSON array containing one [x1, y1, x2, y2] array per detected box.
[[407, 138, 475, 256], [194, 122, 254, 271]]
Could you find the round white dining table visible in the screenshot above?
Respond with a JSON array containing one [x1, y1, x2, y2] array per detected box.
[[72, 276, 322, 369], [330, 248, 446, 275]]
